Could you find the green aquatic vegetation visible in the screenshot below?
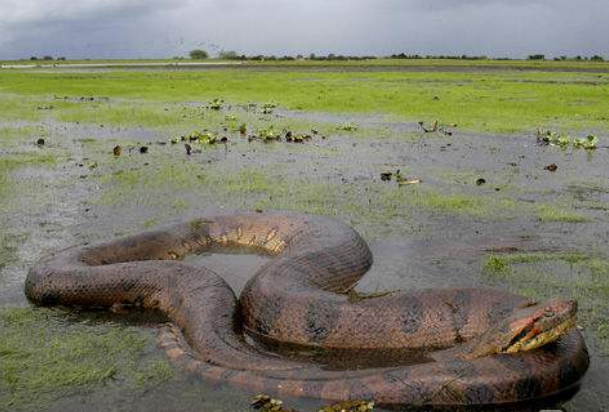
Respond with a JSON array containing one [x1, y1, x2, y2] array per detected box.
[[573, 134, 599, 150], [537, 131, 571, 148], [131, 359, 175, 388], [483, 251, 589, 277], [0, 95, 46, 122], [0, 232, 27, 274], [207, 169, 275, 194], [256, 126, 281, 141], [0, 307, 174, 410], [0, 153, 56, 196], [376, 185, 519, 220], [188, 130, 220, 144], [261, 101, 278, 114], [97, 159, 206, 206], [0, 126, 46, 142], [538, 130, 600, 150], [262, 101, 277, 110], [556, 135, 571, 148], [338, 121, 359, 132], [208, 98, 224, 110], [536, 204, 590, 223]]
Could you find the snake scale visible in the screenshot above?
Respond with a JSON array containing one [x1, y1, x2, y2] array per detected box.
[[26, 212, 589, 407]]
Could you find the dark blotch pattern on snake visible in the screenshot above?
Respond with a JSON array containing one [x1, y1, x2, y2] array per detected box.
[[26, 212, 589, 407]]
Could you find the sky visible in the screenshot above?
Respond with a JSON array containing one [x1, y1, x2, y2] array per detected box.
[[1, 0, 607, 60]]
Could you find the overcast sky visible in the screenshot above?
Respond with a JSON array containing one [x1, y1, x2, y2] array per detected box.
[[1, 0, 607, 59]]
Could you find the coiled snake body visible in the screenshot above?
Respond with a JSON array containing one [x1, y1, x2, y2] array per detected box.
[[26, 212, 589, 407]]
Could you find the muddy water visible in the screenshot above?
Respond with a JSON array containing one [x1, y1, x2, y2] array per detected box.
[[1, 109, 608, 412]]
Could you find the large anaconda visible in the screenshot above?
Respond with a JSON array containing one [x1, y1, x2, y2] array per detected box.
[[26, 212, 589, 407]]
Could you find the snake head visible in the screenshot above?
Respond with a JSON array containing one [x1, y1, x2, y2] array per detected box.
[[434, 299, 578, 362], [500, 299, 578, 354]]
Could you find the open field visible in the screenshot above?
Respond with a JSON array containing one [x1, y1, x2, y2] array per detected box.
[[1, 60, 608, 412], [1, 63, 608, 134]]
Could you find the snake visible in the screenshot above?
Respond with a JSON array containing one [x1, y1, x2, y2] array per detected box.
[[26, 212, 589, 407]]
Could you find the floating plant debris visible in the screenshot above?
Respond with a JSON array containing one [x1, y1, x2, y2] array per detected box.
[[544, 163, 558, 172]]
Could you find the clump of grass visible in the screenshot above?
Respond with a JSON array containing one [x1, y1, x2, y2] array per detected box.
[[483, 251, 589, 278], [338, 121, 359, 132], [208, 98, 224, 110], [131, 359, 174, 388], [0, 232, 27, 274], [0, 307, 174, 410], [536, 204, 590, 223], [573, 134, 599, 150], [261, 101, 277, 114], [256, 126, 281, 142], [0, 153, 56, 199], [96, 158, 206, 206], [483, 256, 510, 275]]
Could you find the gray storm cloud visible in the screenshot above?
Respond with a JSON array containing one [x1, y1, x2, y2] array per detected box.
[[0, 0, 607, 59]]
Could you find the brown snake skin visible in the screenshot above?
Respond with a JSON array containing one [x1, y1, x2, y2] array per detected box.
[[26, 212, 589, 407]]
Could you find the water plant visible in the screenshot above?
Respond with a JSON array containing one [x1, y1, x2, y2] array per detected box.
[[208, 98, 224, 110], [537, 131, 598, 150], [573, 134, 598, 150], [338, 122, 359, 132], [184, 130, 221, 144], [285, 131, 312, 143], [261, 101, 277, 114], [256, 126, 281, 142]]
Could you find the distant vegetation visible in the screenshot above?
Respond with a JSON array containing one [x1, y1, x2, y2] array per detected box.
[[528, 54, 605, 61], [28, 55, 66, 61], [189, 49, 209, 60], [213, 51, 606, 62], [7, 51, 606, 63]]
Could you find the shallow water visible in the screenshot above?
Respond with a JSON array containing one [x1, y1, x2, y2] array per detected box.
[[1, 107, 608, 412]]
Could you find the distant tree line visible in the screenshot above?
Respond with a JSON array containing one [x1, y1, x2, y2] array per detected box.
[[389, 53, 489, 60], [203, 50, 607, 62], [25, 49, 605, 63], [527, 54, 605, 61], [29, 56, 66, 61], [215, 50, 378, 61]]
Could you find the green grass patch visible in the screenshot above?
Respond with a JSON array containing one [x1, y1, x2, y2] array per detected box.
[[0, 232, 27, 274], [1, 67, 608, 134], [0, 96, 45, 122], [94, 158, 529, 238], [536, 204, 591, 223], [0, 126, 46, 143], [0, 307, 174, 411], [0, 152, 56, 198], [57, 101, 193, 129]]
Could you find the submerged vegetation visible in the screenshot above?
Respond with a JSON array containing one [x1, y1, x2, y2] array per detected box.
[[0, 307, 174, 411]]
